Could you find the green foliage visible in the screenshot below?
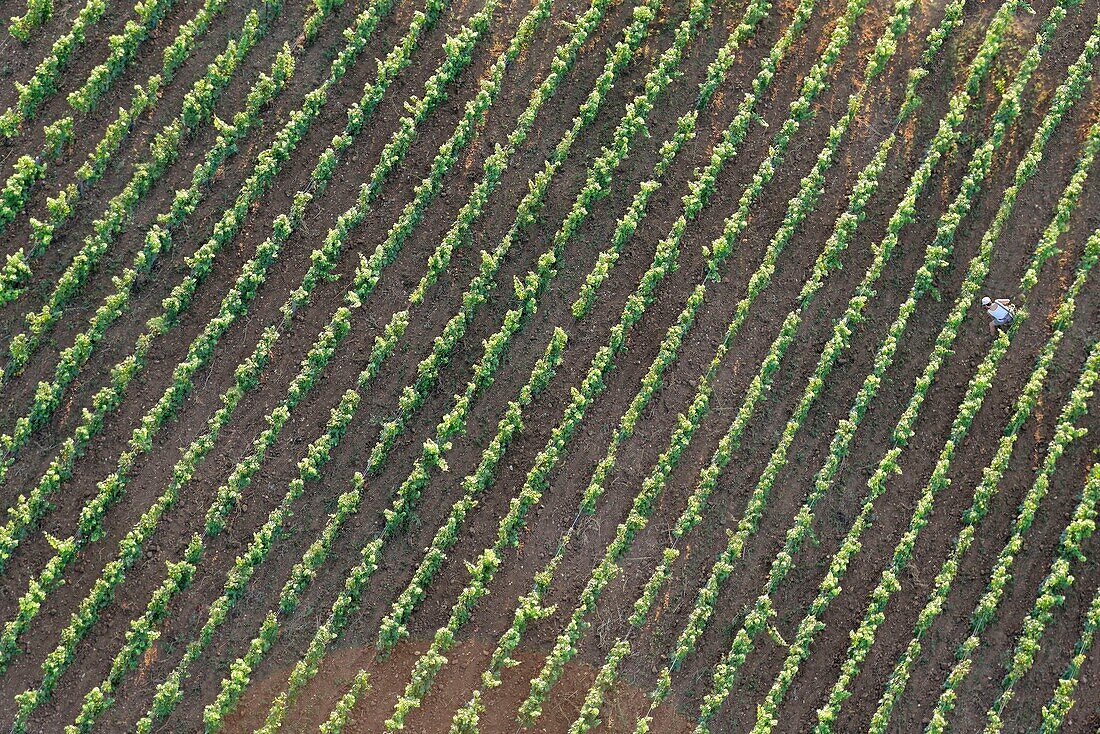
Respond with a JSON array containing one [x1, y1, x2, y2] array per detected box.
[[0, 48, 297, 695], [922, 295, 1100, 732], [980, 459, 1100, 733], [4, 3, 274, 365], [134, 1, 554, 729], [922, 339, 1100, 734], [0, 49, 299, 722], [68, 0, 181, 113], [511, 0, 922, 724], [0, 0, 231, 244], [368, 0, 738, 724], [1036, 562, 1100, 733], [0, 42, 296, 574], [318, 671, 370, 734], [247, 0, 677, 722], [2, 0, 1087, 731], [0, 0, 419, 726], [870, 133, 1100, 734], [1, 0, 106, 135], [270, 332, 566, 734], [612, 0, 1038, 729], [0, 0, 399, 575], [8, 0, 52, 41], [814, 22, 1100, 734], [698, 5, 1088, 731], [0, 250, 31, 306]]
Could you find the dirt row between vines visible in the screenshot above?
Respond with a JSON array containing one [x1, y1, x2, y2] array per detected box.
[[0, 0, 1098, 731]]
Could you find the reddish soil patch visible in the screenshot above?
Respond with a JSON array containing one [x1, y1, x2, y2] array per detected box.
[[224, 640, 695, 733], [0, 0, 1098, 732]]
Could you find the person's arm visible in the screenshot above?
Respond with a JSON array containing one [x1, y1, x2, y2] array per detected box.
[[995, 298, 1012, 306]]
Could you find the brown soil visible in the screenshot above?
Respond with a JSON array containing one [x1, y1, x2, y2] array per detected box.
[[222, 640, 695, 733], [0, 0, 1097, 731]]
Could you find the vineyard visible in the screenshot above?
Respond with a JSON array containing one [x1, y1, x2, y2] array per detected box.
[[0, 0, 1097, 730]]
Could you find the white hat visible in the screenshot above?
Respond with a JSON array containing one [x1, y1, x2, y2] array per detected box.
[[981, 296, 991, 307]]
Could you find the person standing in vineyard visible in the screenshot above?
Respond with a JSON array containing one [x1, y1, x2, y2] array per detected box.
[[983, 296, 1016, 335]]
